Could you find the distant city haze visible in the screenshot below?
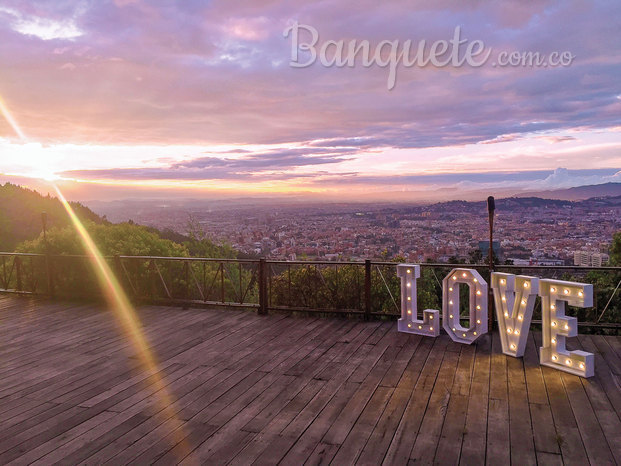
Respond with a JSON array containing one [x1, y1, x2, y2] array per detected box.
[[86, 195, 621, 264], [0, 1, 619, 200]]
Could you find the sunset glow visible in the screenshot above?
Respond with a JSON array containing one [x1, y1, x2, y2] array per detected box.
[[0, 1, 619, 201]]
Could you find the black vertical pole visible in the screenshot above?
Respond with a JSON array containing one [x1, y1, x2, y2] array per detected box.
[[364, 259, 372, 321], [42, 212, 54, 297], [258, 258, 267, 315], [487, 196, 495, 330], [183, 260, 189, 310]]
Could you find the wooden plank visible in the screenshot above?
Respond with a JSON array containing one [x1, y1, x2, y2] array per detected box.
[[330, 386, 394, 464], [533, 333, 590, 466], [458, 334, 491, 465], [559, 370, 615, 464], [433, 343, 476, 465], [578, 335, 621, 417], [381, 336, 449, 465], [408, 341, 461, 464], [485, 332, 510, 465], [522, 332, 560, 460], [506, 353, 536, 465]]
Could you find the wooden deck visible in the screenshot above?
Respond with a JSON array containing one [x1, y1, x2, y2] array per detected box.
[[1, 296, 620, 465]]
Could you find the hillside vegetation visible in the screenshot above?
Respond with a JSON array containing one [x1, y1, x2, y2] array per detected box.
[[0, 183, 235, 259]]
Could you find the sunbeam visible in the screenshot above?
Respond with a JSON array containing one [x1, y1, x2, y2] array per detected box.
[[52, 184, 192, 460], [0, 95, 26, 140]]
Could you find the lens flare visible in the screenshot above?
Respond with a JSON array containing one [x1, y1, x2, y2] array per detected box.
[[0, 95, 26, 139], [53, 184, 190, 459]]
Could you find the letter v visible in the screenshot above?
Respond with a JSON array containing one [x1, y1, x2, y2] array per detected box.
[[492, 272, 539, 357]]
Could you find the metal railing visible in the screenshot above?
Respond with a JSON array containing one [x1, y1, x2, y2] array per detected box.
[[1, 252, 620, 331]]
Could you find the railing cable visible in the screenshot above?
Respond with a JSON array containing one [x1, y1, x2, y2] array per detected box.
[[375, 265, 400, 314], [597, 276, 621, 324]]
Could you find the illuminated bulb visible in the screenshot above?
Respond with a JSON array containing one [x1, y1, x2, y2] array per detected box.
[[504, 312, 509, 317], [407, 269, 411, 274], [564, 324, 569, 330], [552, 355, 558, 361], [452, 327, 456, 331], [500, 279, 506, 285], [476, 290, 481, 296], [551, 304, 556, 310], [462, 272, 467, 278], [449, 300, 453, 305], [579, 363, 585, 369], [502, 297, 506, 302], [552, 321, 557, 327], [507, 328, 512, 334], [514, 330, 519, 335], [476, 305, 481, 310], [449, 314, 454, 319], [407, 310, 412, 315], [462, 333, 466, 337], [449, 287, 453, 291], [474, 278, 478, 282], [473, 331, 477, 336], [452, 276, 457, 280], [566, 359, 572, 365], [564, 289, 570, 295], [418, 325, 422, 329], [518, 315, 523, 321], [407, 297, 411, 301], [551, 287, 556, 293], [510, 344, 516, 350], [521, 299, 526, 305], [429, 327, 433, 331], [407, 283, 411, 288], [523, 282, 529, 288], [407, 323, 412, 328], [578, 291, 583, 297], [476, 319, 481, 324], [551, 338, 556, 344], [429, 315, 433, 320]]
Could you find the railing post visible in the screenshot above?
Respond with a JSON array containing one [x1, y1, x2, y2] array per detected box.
[[15, 256, 22, 292], [42, 212, 54, 298], [45, 254, 54, 297], [258, 258, 267, 315], [220, 262, 225, 303], [365, 259, 372, 320], [183, 260, 189, 310]]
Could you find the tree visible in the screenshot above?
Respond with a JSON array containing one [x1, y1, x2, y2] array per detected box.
[[0, 183, 102, 251], [15, 222, 189, 299], [468, 249, 483, 264], [17, 221, 188, 257]]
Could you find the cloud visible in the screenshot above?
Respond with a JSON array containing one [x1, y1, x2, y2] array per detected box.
[[0, 4, 84, 40], [59, 146, 355, 181], [0, 0, 618, 151], [527, 167, 621, 190]]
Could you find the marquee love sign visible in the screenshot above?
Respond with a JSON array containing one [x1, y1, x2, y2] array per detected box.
[[397, 264, 594, 378]]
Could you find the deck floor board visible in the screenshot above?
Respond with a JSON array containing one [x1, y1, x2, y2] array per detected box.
[[0, 295, 620, 465]]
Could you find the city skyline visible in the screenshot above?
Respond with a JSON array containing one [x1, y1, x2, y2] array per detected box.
[[0, 1, 620, 201]]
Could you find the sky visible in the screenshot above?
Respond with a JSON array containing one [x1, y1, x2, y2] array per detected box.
[[0, 0, 620, 201]]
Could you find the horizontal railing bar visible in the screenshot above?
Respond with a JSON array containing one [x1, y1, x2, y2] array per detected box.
[[0, 252, 618, 271], [268, 305, 364, 314], [118, 256, 260, 263]]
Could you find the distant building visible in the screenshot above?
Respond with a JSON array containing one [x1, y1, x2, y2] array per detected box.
[[509, 257, 565, 266], [479, 241, 501, 260], [574, 250, 610, 267]]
